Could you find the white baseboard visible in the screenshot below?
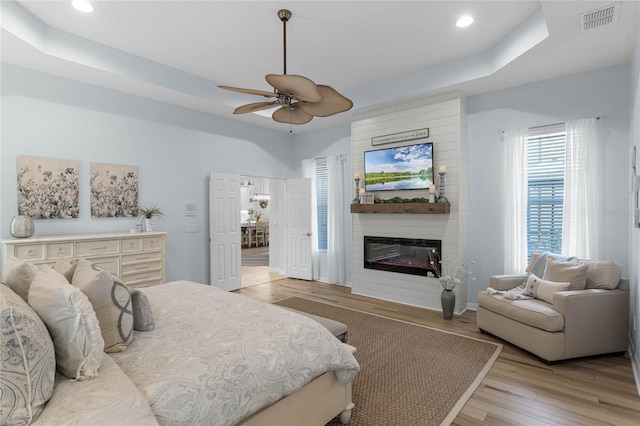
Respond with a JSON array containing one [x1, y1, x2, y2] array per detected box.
[[467, 302, 478, 311]]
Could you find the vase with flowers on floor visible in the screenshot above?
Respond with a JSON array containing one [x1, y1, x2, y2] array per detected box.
[[439, 277, 458, 320]]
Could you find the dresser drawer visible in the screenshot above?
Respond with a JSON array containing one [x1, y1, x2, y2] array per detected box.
[[143, 237, 162, 251], [121, 261, 162, 275], [76, 239, 119, 256], [122, 270, 162, 285], [14, 244, 45, 260], [45, 243, 74, 259], [121, 238, 142, 253], [121, 251, 162, 265]]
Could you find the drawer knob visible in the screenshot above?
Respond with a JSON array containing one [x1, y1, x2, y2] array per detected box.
[[57, 247, 64, 254], [149, 241, 155, 246], [90, 246, 108, 251], [27, 249, 34, 256]]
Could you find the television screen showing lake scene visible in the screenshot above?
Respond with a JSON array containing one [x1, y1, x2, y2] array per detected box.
[[364, 142, 433, 191]]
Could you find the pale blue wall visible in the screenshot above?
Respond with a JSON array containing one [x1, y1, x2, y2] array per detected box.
[[0, 65, 297, 284], [467, 64, 632, 306], [628, 29, 640, 388]]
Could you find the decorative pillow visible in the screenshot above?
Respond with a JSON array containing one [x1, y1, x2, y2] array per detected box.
[[522, 274, 571, 304], [53, 256, 78, 283], [525, 251, 541, 274], [573, 259, 622, 290], [130, 290, 154, 331], [28, 266, 104, 380], [2, 256, 39, 302], [543, 257, 589, 291], [0, 283, 56, 424], [71, 258, 133, 353]]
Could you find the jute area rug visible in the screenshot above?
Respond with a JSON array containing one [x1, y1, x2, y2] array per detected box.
[[274, 297, 502, 426]]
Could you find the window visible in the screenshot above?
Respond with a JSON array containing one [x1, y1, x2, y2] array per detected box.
[[315, 158, 328, 250], [526, 125, 566, 259]]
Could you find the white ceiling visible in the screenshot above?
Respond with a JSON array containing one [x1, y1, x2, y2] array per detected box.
[[2, 1, 639, 133]]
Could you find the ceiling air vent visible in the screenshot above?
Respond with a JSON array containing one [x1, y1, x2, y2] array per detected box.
[[580, 2, 620, 31]]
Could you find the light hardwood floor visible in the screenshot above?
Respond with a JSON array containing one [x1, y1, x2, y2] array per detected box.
[[236, 278, 640, 426]]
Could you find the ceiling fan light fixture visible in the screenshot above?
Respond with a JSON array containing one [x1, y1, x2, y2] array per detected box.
[[218, 8, 352, 126]]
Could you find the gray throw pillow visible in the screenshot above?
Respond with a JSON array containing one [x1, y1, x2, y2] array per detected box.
[[131, 289, 154, 331], [0, 283, 56, 424]]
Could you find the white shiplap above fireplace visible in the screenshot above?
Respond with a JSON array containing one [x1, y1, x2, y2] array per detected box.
[[351, 92, 469, 313]]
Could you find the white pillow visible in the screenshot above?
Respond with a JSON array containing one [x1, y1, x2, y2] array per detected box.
[[53, 256, 78, 282], [28, 266, 104, 380], [543, 257, 589, 291], [72, 258, 133, 353], [523, 274, 571, 304], [574, 259, 622, 290], [2, 256, 39, 302]]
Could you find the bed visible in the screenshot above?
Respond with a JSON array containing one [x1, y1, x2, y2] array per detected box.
[[1, 270, 359, 426]]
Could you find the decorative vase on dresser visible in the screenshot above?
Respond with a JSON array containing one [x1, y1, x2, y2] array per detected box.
[[9, 214, 35, 238], [1, 232, 166, 288]]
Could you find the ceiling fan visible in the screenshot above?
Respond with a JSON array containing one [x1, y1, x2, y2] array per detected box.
[[219, 9, 353, 125]]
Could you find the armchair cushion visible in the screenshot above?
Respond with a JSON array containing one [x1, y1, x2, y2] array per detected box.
[[543, 257, 588, 290], [476, 291, 564, 332]]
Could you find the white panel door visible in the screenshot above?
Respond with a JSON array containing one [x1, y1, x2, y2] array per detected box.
[[286, 178, 312, 280], [209, 172, 241, 291]]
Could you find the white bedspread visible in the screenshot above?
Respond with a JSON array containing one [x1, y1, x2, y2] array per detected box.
[[110, 281, 359, 426]]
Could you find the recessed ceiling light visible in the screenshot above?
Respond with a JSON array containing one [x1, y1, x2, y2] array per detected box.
[[456, 15, 474, 28], [72, 0, 94, 13]]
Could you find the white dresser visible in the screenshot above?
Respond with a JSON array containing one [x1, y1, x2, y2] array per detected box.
[[1, 232, 166, 288]]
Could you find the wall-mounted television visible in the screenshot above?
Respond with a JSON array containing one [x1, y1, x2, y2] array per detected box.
[[364, 142, 434, 191]]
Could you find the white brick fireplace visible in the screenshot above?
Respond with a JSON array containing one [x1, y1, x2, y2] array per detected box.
[[351, 92, 469, 313]]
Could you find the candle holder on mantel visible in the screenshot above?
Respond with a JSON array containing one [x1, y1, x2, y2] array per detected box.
[[353, 176, 361, 204], [437, 171, 449, 204]]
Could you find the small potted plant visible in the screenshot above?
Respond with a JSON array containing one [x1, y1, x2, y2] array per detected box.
[[137, 203, 164, 232]]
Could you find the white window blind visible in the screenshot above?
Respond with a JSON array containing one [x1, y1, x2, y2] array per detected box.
[[315, 158, 328, 250], [527, 125, 566, 259]]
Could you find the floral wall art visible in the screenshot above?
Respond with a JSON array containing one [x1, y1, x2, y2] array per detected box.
[[90, 162, 138, 218], [17, 155, 80, 219]]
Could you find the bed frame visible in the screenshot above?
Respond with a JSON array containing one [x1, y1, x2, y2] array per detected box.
[[238, 344, 356, 425]]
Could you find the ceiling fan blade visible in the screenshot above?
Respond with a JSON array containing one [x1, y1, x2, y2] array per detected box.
[[272, 105, 313, 125], [265, 74, 322, 103], [233, 101, 278, 114], [298, 85, 353, 117], [218, 85, 277, 98]]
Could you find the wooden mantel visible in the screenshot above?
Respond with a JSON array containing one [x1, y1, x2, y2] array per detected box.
[[350, 202, 450, 214]]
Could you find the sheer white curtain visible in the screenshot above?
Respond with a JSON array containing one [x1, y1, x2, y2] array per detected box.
[[563, 118, 600, 259], [503, 128, 529, 273], [326, 155, 347, 285], [301, 159, 320, 280]]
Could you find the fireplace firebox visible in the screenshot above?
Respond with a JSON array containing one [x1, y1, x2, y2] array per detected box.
[[364, 236, 441, 277]]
